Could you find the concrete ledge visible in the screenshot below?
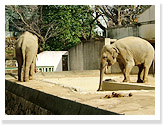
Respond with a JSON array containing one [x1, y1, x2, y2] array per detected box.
[[102, 81, 155, 91], [34, 70, 100, 78], [5, 79, 121, 115]]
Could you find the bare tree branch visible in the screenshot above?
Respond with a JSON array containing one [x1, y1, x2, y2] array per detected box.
[[88, 13, 103, 39], [10, 20, 25, 31], [8, 5, 60, 50], [13, 6, 42, 39]]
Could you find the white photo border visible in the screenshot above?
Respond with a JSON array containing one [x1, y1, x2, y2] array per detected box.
[[1, 0, 161, 122]]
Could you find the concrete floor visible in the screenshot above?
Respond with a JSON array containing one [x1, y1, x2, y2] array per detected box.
[[40, 75, 155, 92], [6, 70, 155, 115]]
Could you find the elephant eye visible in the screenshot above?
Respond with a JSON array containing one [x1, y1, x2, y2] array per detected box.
[[103, 56, 107, 59], [112, 56, 115, 59]]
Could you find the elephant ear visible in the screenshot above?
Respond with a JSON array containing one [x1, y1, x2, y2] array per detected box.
[[106, 46, 119, 58], [112, 47, 119, 58]]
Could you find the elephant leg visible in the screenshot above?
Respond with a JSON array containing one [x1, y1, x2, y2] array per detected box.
[[118, 62, 126, 81], [29, 64, 34, 80], [123, 62, 134, 82], [16, 49, 23, 81], [29, 57, 36, 80], [143, 65, 149, 83], [137, 64, 144, 83], [104, 66, 107, 74], [24, 65, 30, 82], [143, 59, 153, 83], [17, 59, 23, 81], [18, 63, 22, 81], [24, 55, 33, 82], [118, 62, 125, 73]]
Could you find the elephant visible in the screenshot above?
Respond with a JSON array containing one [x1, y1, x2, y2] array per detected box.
[[15, 31, 38, 82], [97, 36, 154, 91]]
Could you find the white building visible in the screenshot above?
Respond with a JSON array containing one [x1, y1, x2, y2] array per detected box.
[[36, 51, 68, 72]]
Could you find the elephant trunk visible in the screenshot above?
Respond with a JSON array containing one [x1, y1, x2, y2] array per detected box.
[[97, 62, 107, 91]]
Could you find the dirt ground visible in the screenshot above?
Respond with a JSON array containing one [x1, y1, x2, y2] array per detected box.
[[5, 70, 155, 115]]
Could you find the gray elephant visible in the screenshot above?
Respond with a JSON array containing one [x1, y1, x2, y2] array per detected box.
[[15, 31, 38, 82], [97, 36, 154, 91]]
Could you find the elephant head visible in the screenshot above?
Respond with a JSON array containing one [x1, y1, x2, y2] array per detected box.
[[101, 45, 119, 66], [97, 45, 119, 91]]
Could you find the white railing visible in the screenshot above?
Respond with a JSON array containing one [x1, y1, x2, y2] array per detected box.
[[36, 66, 54, 72]]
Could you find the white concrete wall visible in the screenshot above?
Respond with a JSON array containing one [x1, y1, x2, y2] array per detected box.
[[137, 6, 155, 40], [106, 6, 155, 40], [107, 26, 138, 39], [68, 43, 84, 70], [139, 24, 155, 40], [68, 38, 105, 70], [137, 6, 155, 23], [36, 51, 68, 72]]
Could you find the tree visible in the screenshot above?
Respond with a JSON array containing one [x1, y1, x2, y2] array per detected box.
[[6, 5, 60, 52], [5, 5, 97, 51], [93, 5, 151, 32], [40, 5, 97, 51]]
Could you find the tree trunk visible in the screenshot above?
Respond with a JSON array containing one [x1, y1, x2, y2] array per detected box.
[[38, 37, 45, 53], [118, 8, 122, 26]]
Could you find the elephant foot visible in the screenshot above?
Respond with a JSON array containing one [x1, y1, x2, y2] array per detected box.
[[97, 88, 103, 91], [20, 78, 24, 82], [18, 76, 24, 82], [18, 77, 21, 82], [142, 79, 148, 83], [122, 79, 130, 83], [97, 90, 103, 91], [24, 78, 29, 82], [137, 79, 143, 83], [29, 76, 33, 80]]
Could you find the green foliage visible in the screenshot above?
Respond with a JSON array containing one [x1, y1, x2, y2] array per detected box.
[[6, 5, 96, 51], [5, 49, 15, 60], [42, 5, 96, 51]]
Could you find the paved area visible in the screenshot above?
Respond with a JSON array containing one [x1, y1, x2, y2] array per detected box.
[[5, 70, 155, 115]]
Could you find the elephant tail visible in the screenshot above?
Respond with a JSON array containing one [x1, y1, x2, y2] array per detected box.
[[36, 54, 38, 61]]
